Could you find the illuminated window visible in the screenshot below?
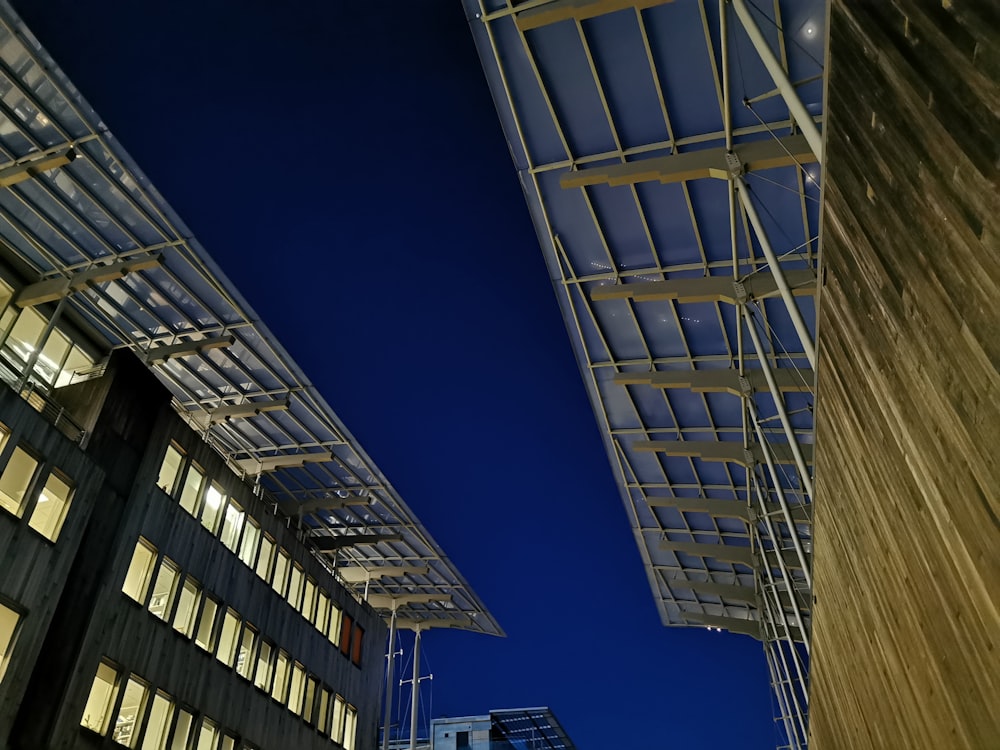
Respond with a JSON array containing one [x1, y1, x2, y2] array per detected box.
[[345, 706, 358, 750], [271, 549, 290, 596], [200, 482, 225, 535], [147, 559, 180, 621], [221, 736, 237, 750], [329, 603, 342, 647], [0, 602, 20, 683], [80, 661, 119, 735], [178, 464, 205, 516], [271, 651, 289, 703], [156, 444, 184, 495], [194, 597, 219, 652], [235, 624, 257, 680], [288, 663, 305, 715], [5, 307, 46, 365], [303, 676, 318, 724], [255, 535, 274, 580], [169, 709, 194, 750], [112, 676, 149, 748], [0, 446, 38, 517], [254, 640, 273, 692], [316, 591, 330, 635], [194, 717, 219, 750], [122, 539, 156, 604], [216, 609, 241, 667], [287, 565, 303, 610], [27, 471, 73, 541], [238, 518, 260, 568], [318, 688, 331, 735], [171, 577, 201, 638], [331, 695, 346, 744], [340, 613, 353, 657], [220, 499, 244, 552], [302, 578, 316, 623], [351, 625, 364, 667], [54, 343, 95, 388], [35, 328, 70, 385], [140, 692, 174, 750]]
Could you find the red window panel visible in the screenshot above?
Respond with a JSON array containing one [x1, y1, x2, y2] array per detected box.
[[351, 625, 364, 667], [339, 613, 353, 657]]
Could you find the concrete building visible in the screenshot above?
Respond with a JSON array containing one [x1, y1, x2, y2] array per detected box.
[[0, 3, 500, 749], [432, 708, 574, 750]]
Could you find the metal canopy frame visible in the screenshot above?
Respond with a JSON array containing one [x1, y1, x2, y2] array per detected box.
[[0, 2, 501, 638], [489, 707, 577, 750], [465, 0, 823, 745]]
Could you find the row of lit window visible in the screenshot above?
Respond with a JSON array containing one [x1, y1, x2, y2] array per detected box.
[[80, 658, 264, 750], [0, 424, 74, 542], [156, 444, 360, 656], [122, 538, 360, 746], [0, 281, 96, 389]]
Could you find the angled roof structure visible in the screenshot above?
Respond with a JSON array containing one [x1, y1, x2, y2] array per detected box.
[[0, 1, 501, 637], [464, 0, 823, 745], [489, 708, 576, 750]]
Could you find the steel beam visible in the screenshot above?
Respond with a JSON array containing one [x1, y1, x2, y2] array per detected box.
[[197, 397, 290, 425], [515, 0, 672, 31], [590, 269, 815, 303], [561, 133, 815, 188], [367, 594, 452, 610], [297, 493, 372, 515], [311, 533, 403, 552], [647, 495, 808, 522], [634, 439, 812, 466], [0, 146, 76, 187], [15, 252, 162, 306], [233, 450, 332, 475], [145, 334, 234, 364], [337, 565, 429, 583], [681, 611, 764, 639], [660, 538, 802, 569], [667, 578, 757, 604], [614, 367, 810, 395]]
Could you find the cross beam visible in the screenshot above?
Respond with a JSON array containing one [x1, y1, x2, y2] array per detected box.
[[590, 269, 816, 304], [614, 367, 811, 396], [635, 440, 813, 466], [310, 533, 403, 552], [0, 146, 76, 188], [515, 0, 672, 31], [15, 252, 162, 307]]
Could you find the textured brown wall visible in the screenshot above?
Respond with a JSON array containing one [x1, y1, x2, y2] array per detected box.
[[810, 1, 1000, 748]]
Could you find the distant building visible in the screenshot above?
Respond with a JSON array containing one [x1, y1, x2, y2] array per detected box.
[[0, 2, 499, 749], [432, 708, 575, 750]]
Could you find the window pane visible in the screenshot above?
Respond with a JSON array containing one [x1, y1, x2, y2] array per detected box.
[[238, 518, 260, 568], [216, 609, 240, 667], [340, 614, 353, 656], [35, 328, 70, 385], [194, 598, 219, 652], [6, 307, 45, 362], [169, 709, 194, 750], [80, 662, 119, 735], [332, 696, 346, 744], [156, 445, 184, 495], [345, 706, 358, 750], [253, 641, 273, 691], [316, 592, 330, 635], [200, 482, 225, 535], [329, 604, 342, 647], [54, 344, 94, 388], [147, 559, 180, 621], [122, 540, 156, 604], [221, 737, 236, 750], [0, 447, 38, 517], [27, 472, 73, 541], [271, 549, 289, 596], [271, 651, 289, 703], [178, 465, 204, 516], [303, 579, 316, 622], [195, 718, 219, 750], [220, 499, 244, 552], [255, 535, 274, 580], [287, 565, 303, 610], [140, 693, 174, 750], [303, 676, 317, 724], [171, 577, 201, 638], [351, 626, 364, 667], [288, 663, 305, 715], [235, 625, 256, 679], [112, 677, 149, 748], [0, 602, 19, 682], [318, 689, 330, 735]]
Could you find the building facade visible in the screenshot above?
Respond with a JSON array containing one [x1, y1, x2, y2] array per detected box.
[[432, 708, 575, 750]]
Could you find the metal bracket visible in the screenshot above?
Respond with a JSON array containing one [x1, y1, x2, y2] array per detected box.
[[738, 375, 753, 396], [733, 280, 748, 303], [744, 448, 756, 466], [725, 150, 744, 178]]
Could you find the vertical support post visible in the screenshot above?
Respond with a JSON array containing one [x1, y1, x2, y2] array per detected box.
[[735, 176, 817, 368], [408, 626, 422, 750], [729, 0, 823, 162], [742, 307, 815, 499], [382, 605, 398, 750], [16, 295, 68, 391]]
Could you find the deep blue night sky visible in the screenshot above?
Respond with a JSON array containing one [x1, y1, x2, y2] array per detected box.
[[14, 2, 776, 747]]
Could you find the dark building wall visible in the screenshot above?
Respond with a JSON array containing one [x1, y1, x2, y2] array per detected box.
[[810, 2, 1000, 748], [3, 350, 385, 750]]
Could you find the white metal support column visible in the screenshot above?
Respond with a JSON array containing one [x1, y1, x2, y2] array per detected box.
[[408, 626, 422, 750], [729, 0, 823, 162], [382, 606, 399, 750]]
